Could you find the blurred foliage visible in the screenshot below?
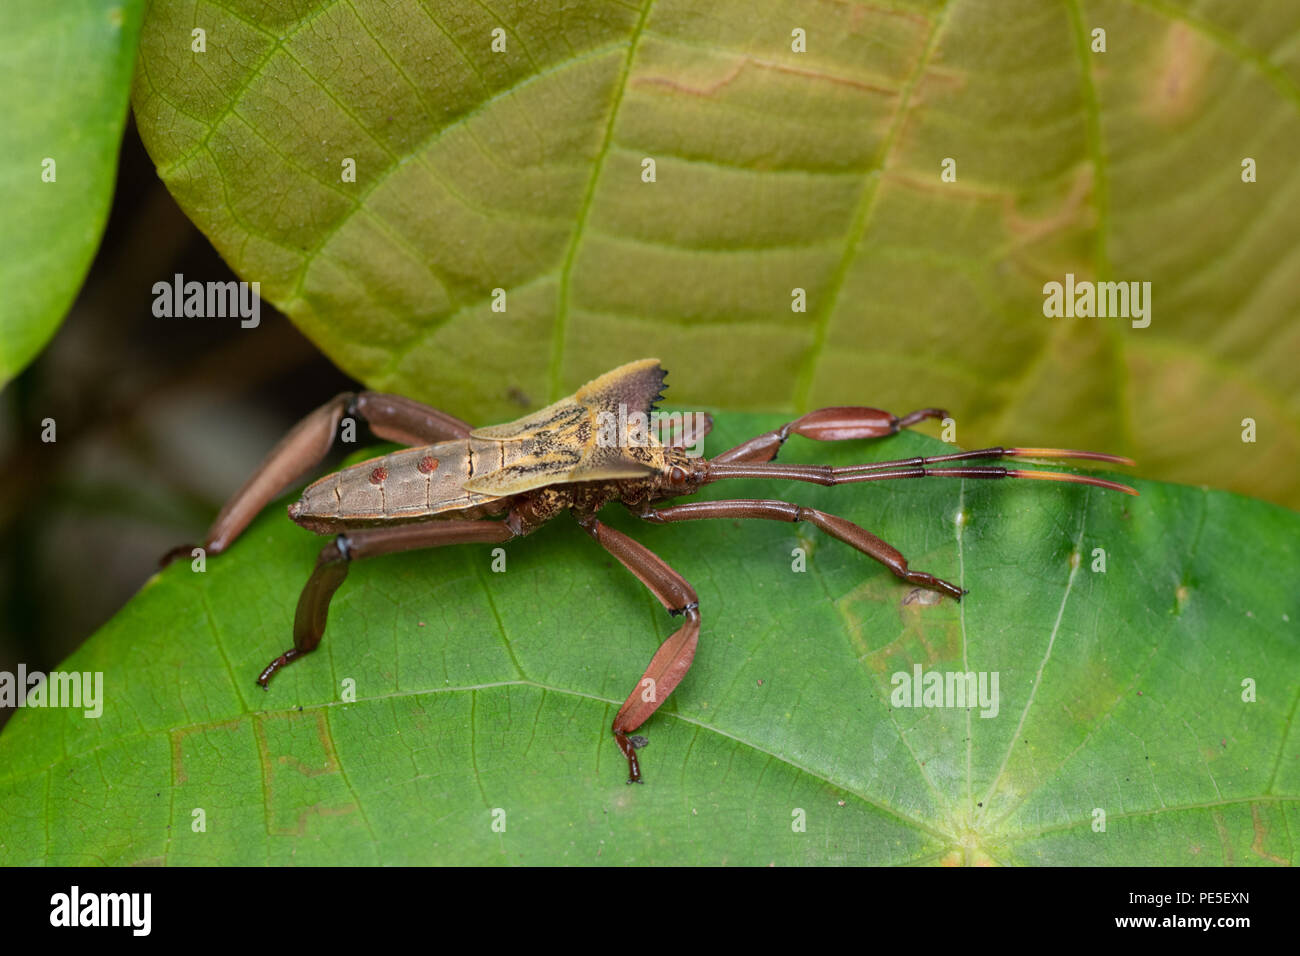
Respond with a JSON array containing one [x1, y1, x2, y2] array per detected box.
[[0, 0, 143, 385], [0, 123, 355, 728]]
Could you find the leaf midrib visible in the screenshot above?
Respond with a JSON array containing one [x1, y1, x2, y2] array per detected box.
[[549, 0, 657, 401]]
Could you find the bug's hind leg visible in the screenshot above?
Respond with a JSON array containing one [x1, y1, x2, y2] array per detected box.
[[713, 406, 946, 465], [256, 519, 519, 687], [639, 499, 965, 601], [577, 515, 700, 784], [162, 391, 474, 564]]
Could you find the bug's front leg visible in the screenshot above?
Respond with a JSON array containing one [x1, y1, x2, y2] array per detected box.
[[161, 392, 475, 565], [713, 405, 947, 465], [577, 515, 700, 784], [257, 518, 520, 687]]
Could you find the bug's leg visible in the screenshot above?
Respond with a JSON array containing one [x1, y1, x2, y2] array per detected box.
[[162, 392, 474, 563], [577, 515, 700, 784], [257, 519, 520, 687], [348, 392, 474, 446], [640, 499, 965, 600], [713, 406, 947, 464]]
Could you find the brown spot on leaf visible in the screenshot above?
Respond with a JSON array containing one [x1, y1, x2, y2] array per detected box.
[[1003, 163, 1095, 244], [1143, 23, 1214, 125], [839, 569, 961, 673], [1250, 803, 1288, 864], [635, 56, 898, 100], [902, 587, 942, 607]]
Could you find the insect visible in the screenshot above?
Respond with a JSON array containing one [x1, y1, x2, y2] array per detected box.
[[167, 359, 1136, 783]]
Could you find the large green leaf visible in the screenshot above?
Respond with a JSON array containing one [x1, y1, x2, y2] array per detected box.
[[0, 0, 143, 385], [0, 415, 1295, 865], [130, 0, 1300, 506]]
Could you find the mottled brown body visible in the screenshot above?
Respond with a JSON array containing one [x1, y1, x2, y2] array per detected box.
[[169, 358, 1135, 784], [288, 358, 702, 535], [290, 439, 513, 532]]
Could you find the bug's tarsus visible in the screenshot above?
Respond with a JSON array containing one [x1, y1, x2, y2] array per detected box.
[[668, 600, 700, 618], [257, 650, 305, 688], [617, 736, 644, 785]]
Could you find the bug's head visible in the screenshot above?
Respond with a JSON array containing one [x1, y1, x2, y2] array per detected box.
[[647, 410, 713, 498], [654, 449, 709, 498]]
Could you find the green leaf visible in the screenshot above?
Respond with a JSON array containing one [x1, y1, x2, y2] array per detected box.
[[0, 0, 143, 385], [130, 0, 1300, 506], [1, 415, 1295, 865]]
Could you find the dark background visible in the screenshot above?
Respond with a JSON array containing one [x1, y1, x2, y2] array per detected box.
[[0, 117, 355, 726]]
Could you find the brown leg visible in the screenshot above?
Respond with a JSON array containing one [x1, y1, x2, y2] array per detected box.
[[577, 515, 699, 784], [163, 392, 474, 563], [713, 405, 947, 464], [257, 518, 518, 687], [640, 499, 965, 600]]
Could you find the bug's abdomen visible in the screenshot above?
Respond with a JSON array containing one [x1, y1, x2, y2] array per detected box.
[[289, 441, 501, 532]]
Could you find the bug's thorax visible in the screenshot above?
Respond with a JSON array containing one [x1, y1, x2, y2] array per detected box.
[[501, 445, 704, 528], [599, 445, 710, 512]]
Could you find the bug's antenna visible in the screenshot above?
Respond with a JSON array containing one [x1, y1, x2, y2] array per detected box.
[[704, 455, 1139, 496], [932, 467, 1138, 495], [1004, 448, 1135, 466], [825, 446, 1136, 473]]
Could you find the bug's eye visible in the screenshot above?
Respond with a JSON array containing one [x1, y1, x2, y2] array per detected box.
[[669, 466, 687, 484]]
